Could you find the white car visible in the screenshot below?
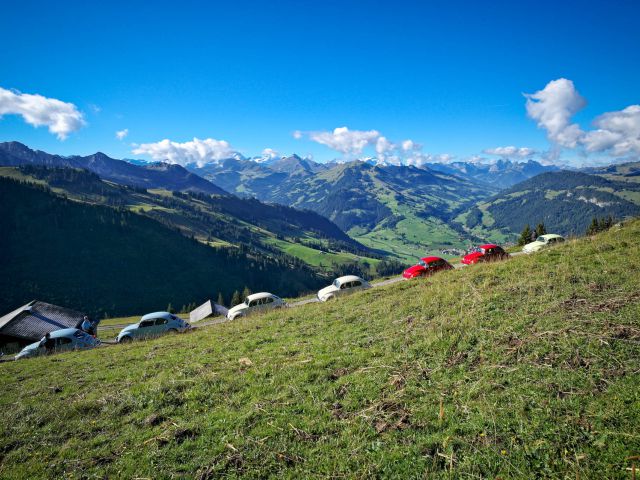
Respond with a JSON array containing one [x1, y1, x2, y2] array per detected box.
[[226, 292, 286, 320], [15, 328, 101, 360], [317, 275, 371, 302], [522, 234, 565, 254], [116, 311, 190, 343]]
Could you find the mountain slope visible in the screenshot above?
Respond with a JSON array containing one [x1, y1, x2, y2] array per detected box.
[[0, 142, 227, 195], [0, 177, 326, 317], [266, 161, 495, 259], [0, 165, 379, 275], [455, 170, 640, 240], [1, 221, 638, 477], [191, 158, 497, 259]]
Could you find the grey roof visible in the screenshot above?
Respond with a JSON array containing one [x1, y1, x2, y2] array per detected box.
[[0, 301, 86, 342]]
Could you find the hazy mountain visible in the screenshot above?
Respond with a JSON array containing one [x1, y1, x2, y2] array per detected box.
[[426, 159, 559, 188], [455, 170, 640, 241], [0, 142, 227, 195]]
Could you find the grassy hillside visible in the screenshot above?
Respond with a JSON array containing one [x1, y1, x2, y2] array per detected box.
[[0, 177, 326, 317], [1, 220, 639, 478]]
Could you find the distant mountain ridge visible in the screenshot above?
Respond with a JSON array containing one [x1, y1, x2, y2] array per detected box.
[[0, 142, 227, 195], [426, 159, 559, 188]]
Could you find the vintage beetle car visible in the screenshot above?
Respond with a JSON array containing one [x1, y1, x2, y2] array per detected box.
[[522, 234, 565, 253], [116, 311, 190, 343], [15, 328, 101, 360], [317, 275, 371, 302], [462, 244, 510, 265], [226, 292, 286, 321], [402, 256, 453, 279]]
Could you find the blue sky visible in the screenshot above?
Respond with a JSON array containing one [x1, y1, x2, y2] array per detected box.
[[1, 0, 638, 165]]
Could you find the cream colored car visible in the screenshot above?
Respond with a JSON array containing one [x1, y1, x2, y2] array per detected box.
[[317, 275, 371, 302], [522, 234, 565, 253], [226, 292, 286, 320]]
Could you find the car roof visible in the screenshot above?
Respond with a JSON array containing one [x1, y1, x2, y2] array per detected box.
[[420, 256, 445, 262], [538, 234, 563, 240], [48, 328, 81, 338], [140, 311, 174, 321], [246, 292, 277, 301], [479, 244, 499, 249], [336, 275, 365, 283]]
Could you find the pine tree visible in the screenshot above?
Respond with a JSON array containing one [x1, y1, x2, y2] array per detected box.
[[535, 222, 547, 236], [598, 217, 607, 232], [230, 290, 242, 307], [587, 217, 599, 236], [166, 303, 175, 314], [518, 224, 531, 246], [242, 286, 252, 300], [217, 292, 224, 307], [605, 215, 614, 229]]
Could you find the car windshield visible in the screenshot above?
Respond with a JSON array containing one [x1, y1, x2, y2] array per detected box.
[[245, 299, 250, 306], [418, 260, 427, 267], [333, 279, 340, 287]]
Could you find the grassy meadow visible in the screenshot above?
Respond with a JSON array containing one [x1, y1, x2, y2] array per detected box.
[[0, 221, 639, 478]]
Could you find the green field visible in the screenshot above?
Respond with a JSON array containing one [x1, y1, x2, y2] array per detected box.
[[1, 221, 639, 478]]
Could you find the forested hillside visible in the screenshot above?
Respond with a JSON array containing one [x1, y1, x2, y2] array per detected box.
[[456, 170, 640, 240], [0, 178, 326, 317]]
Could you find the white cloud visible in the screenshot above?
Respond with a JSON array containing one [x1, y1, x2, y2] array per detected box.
[[132, 137, 241, 167], [255, 147, 280, 163], [292, 130, 303, 139], [483, 146, 537, 158], [582, 105, 640, 156], [115, 128, 129, 140], [0, 86, 85, 140], [524, 78, 586, 148], [302, 126, 380, 155], [375, 136, 394, 155]]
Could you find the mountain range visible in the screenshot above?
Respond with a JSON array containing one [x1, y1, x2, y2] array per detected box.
[[0, 141, 226, 195]]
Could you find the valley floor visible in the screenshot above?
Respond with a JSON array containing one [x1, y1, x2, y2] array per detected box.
[[1, 222, 639, 478]]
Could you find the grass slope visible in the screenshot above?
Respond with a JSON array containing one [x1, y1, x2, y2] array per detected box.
[[1, 222, 639, 478]]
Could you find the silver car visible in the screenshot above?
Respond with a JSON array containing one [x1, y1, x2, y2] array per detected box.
[[116, 311, 190, 343], [226, 292, 286, 320], [317, 275, 371, 302]]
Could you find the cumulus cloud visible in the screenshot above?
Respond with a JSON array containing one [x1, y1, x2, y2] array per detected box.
[[115, 128, 129, 140], [254, 147, 280, 163], [132, 137, 241, 167], [299, 126, 380, 155], [0, 86, 85, 139], [582, 105, 640, 156], [483, 146, 537, 158], [524, 78, 586, 148]]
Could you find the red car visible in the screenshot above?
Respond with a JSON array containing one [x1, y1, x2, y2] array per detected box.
[[402, 256, 454, 279], [461, 244, 510, 265]]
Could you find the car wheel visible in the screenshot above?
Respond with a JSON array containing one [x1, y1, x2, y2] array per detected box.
[[168, 328, 178, 334], [119, 336, 132, 344]]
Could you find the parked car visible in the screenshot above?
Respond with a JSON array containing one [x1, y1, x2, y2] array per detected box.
[[403, 256, 453, 279], [462, 244, 510, 265], [15, 328, 101, 360], [226, 292, 286, 320], [116, 312, 190, 343], [317, 275, 371, 302], [522, 234, 565, 254]]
